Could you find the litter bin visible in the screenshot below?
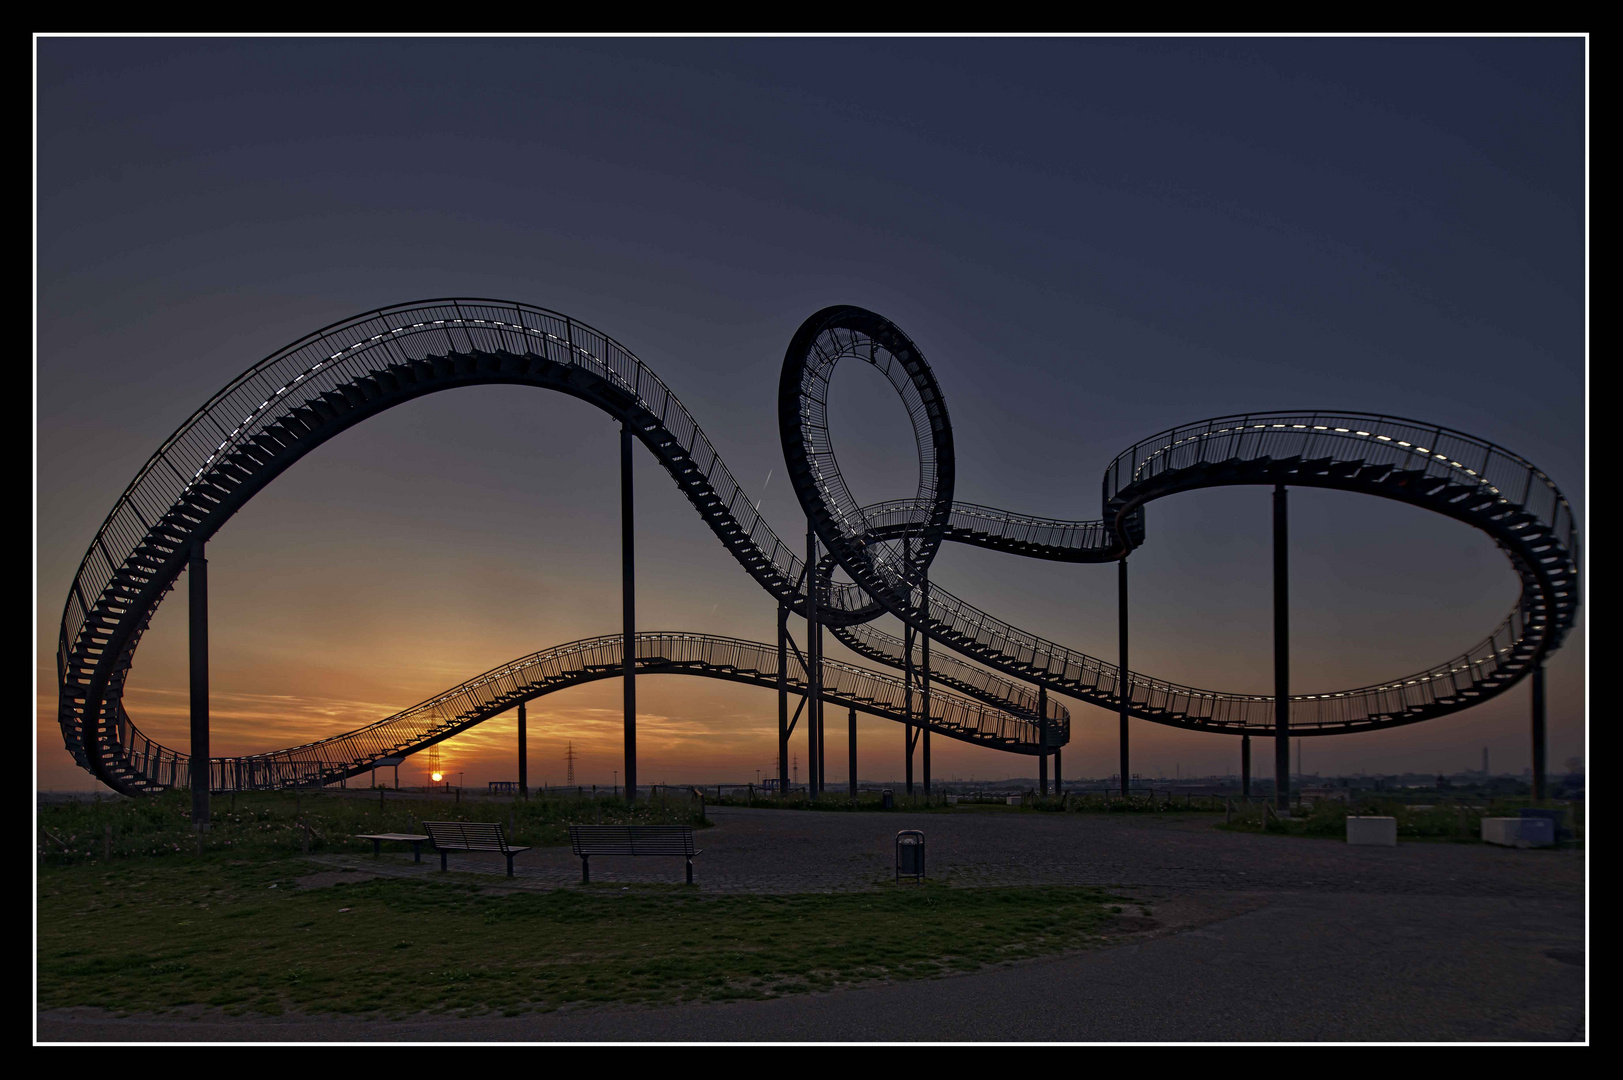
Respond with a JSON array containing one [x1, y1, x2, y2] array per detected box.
[[1520, 807, 1568, 843], [896, 830, 925, 882], [880, 788, 894, 810]]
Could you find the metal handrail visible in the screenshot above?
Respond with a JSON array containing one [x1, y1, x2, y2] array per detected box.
[[1103, 410, 1575, 549], [121, 630, 1051, 791]]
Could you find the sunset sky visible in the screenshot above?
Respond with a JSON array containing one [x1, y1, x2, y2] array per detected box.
[[36, 37, 1585, 791]]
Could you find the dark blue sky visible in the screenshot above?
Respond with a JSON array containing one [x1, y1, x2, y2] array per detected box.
[[37, 38, 1585, 786]]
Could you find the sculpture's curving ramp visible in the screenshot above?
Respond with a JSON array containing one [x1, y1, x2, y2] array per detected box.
[[56, 300, 1579, 794], [150, 631, 1063, 792]]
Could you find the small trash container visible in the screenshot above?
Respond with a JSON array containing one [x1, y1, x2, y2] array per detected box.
[[1514, 815, 1556, 847], [896, 830, 925, 882], [880, 788, 895, 810], [1520, 807, 1567, 842]]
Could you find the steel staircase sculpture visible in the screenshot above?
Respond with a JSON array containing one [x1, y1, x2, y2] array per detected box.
[[56, 300, 1579, 795]]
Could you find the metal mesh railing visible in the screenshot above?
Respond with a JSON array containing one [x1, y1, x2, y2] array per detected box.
[[58, 301, 831, 689], [127, 631, 1049, 790], [1103, 411, 1575, 555]]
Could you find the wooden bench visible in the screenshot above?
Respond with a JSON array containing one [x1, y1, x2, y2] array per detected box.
[[568, 824, 702, 884], [422, 821, 530, 877]]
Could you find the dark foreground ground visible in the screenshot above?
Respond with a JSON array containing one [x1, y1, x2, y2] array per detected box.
[[39, 806, 1584, 1042]]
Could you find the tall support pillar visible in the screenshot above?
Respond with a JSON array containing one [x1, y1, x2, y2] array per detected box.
[[848, 706, 858, 797], [816, 630, 827, 795], [621, 423, 638, 803], [778, 601, 789, 797], [807, 524, 821, 800], [1118, 557, 1130, 798], [1242, 733, 1252, 798], [1040, 685, 1054, 794], [921, 574, 931, 794], [517, 700, 528, 799], [189, 539, 210, 828], [1273, 484, 1290, 812], [903, 622, 915, 794], [1037, 684, 1049, 795], [1532, 662, 1547, 802]]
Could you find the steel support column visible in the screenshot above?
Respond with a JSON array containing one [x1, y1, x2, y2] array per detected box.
[[189, 539, 210, 827], [806, 524, 820, 800], [517, 700, 528, 799], [903, 622, 915, 794], [621, 423, 637, 803], [778, 601, 789, 797], [1118, 557, 1129, 798], [1274, 484, 1290, 812], [1242, 733, 1251, 797], [921, 574, 931, 794], [816, 630, 826, 795], [1532, 662, 1547, 802], [848, 706, 857, 798], [903, 535, 915, 795], [1038, 684, 1049, 796]]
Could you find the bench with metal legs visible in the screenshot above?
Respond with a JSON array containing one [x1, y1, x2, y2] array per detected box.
[[568, 824, 702, 884], [422, 821, 531, 877]]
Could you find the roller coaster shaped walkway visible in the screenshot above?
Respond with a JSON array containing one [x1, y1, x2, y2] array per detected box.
[[56, 300, 1579, 794]]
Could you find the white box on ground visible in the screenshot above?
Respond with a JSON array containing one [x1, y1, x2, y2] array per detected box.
[[945, 794, 958, 805], [1346, 816, 1397, 846], [1006, 795, 1021, 806]]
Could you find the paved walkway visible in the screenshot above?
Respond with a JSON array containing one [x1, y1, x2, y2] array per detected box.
[[304, 805, 1583, 899], [37, 808, 1586, 1041]]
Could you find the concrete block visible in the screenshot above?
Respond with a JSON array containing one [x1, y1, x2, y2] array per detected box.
[[1006, 795, 1021, 806], [1346, 815, 1397, 846]]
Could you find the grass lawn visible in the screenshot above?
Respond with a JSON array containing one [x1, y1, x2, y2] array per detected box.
[[37, 855, 1130, 1018]]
